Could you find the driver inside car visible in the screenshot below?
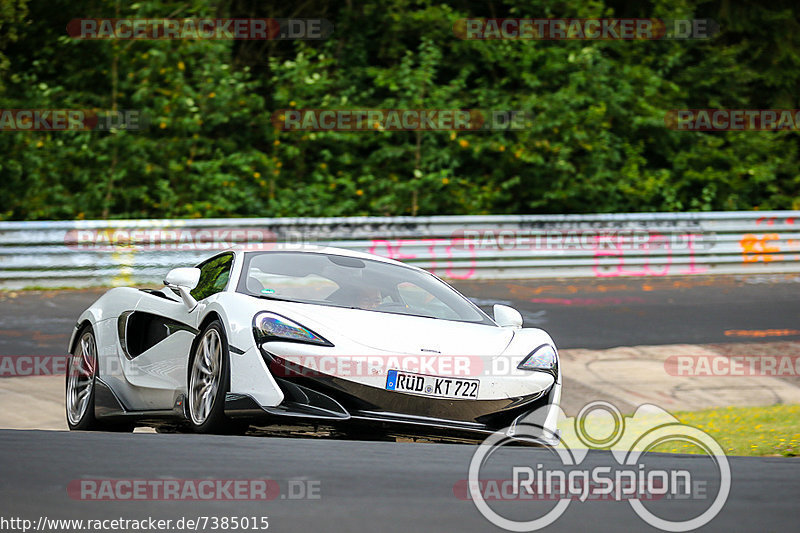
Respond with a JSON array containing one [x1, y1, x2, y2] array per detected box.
[[355, 286, 383, 310]]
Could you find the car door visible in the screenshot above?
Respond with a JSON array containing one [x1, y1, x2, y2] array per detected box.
[[119, 253, 235, 410]]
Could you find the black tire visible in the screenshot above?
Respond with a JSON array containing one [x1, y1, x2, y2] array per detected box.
[[187, 320, 249, 435], [66, 325, 134, 432]]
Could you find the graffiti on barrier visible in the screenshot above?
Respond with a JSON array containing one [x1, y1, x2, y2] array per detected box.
[[591, 232, 707, 278], [369, 239, 477, 279]]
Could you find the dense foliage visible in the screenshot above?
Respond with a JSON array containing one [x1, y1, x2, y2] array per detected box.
[[1, 0, 799, 220]]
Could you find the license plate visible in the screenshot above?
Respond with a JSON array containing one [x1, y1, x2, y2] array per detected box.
[[385, 369, 479, 399]]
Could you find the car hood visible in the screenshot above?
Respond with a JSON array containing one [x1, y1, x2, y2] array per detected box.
[[268, 301, 514, 356]]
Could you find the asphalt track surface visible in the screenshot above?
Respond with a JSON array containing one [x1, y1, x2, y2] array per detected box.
[[1, 276, 799, 532], [455, 275, 800, 349], [0, 429, 798, 532]]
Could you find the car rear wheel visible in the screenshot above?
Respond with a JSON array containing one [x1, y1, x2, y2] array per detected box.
[[66, 325, 133, 432], [188, 320, 248, 434]]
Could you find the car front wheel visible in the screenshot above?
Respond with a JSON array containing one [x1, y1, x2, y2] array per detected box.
[[188, 320, 248, 434]]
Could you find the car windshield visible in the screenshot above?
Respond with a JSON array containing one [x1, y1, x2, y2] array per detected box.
[[236, 251, 493, 325]]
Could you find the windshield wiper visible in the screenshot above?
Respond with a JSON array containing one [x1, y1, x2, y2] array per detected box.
[[253, 294, 300, 304]]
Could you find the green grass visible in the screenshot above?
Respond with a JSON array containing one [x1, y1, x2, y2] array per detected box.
[[558, 404, 800, 457], [659, 405, 800, 457]]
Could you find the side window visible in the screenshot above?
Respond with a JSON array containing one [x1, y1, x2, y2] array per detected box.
[[191, 253, 234, 301]]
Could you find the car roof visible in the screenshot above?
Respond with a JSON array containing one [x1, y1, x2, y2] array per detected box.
[[227, 244, 425, 272]]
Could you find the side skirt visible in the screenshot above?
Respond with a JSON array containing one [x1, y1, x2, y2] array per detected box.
[[94, 378, 188, 424]]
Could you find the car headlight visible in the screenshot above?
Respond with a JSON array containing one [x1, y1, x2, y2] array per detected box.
[[253, 312, 333, 346], [518, 344, 558, 372]]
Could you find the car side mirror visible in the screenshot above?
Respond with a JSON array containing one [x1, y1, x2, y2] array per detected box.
[[164, 267, 200, 310], [493, 304, 523, 329]]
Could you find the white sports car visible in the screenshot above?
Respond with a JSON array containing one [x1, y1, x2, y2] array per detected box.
[[66, 246, 561, 443]]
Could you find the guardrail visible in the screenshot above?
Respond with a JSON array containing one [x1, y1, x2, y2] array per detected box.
[[1, 211, 799, 288]]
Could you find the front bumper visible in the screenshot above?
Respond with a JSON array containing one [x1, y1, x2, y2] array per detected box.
[[225, 352, 560, 444]]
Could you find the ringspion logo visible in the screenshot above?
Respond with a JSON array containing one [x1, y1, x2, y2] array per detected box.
[[465, 402, 730, 531]]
